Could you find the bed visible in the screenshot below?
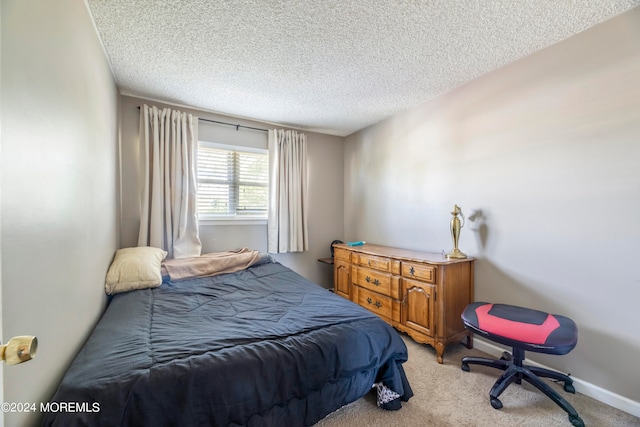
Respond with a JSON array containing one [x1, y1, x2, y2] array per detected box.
[[43, 250, 413, 426]]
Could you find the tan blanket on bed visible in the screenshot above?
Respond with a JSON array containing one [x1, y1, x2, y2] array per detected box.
[[161, 248, 262, 281]]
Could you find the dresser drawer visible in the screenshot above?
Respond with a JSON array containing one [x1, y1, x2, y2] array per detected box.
[[357, 287, 392, 320], [334, 247, 351, 262], [402, 262, 436, 283], [356, 253, 392, 272], [355, 267, 392, 296]]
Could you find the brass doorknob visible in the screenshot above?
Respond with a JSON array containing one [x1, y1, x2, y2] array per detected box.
[[1, 336, 37, 365]]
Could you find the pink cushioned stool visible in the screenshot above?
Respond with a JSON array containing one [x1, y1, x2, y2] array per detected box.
[[461, 302, 583, 427]]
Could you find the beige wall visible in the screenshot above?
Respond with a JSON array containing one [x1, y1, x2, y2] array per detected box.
[[1, 0, 119, 425], [345, 7, 640, 408], [119, 95, 344, 288]]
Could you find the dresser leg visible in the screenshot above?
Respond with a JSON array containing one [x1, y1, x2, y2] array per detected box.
[[435, 342, 445, 364]]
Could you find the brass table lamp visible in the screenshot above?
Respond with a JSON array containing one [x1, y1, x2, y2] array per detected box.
[[446, 204, 467, 259]]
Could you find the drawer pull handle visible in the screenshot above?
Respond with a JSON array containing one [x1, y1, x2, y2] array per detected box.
[[368, 260, 372, 266], [365, 276, 380, 286], [366, 297, 382, 309], [410, 266, 415, 276]]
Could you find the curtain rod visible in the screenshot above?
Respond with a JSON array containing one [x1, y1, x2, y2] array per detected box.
[[137, 106, 268, 132], [199, 117, 268, 133]]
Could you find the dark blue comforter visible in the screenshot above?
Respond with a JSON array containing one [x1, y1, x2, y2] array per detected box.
[[42, 257, 412, 426]]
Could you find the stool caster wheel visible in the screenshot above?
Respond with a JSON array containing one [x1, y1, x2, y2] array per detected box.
[[500, 351, 512, 361], [461, 362, 470, 372], [569, 414, 584, 427], [490, 398, 503, 410], [564, 382, 576, 393]]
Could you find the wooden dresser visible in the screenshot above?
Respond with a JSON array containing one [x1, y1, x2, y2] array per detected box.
[[333, 243, 474, 363]]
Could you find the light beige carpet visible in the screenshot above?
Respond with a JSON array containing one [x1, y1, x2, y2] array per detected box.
[[314, 335, 639, 427]]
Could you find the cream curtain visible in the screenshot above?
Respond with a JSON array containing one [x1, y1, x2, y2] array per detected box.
[[138, 104, 202, 258], [268, 129, 309, 253]]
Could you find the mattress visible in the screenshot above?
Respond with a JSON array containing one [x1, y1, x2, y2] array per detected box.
[[42, 256, 412, 426]]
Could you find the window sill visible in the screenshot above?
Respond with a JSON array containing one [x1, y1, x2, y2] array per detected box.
[[199, 217, 267, 226]]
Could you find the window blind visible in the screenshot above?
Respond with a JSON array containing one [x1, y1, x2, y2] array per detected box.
[[197, 142, 268, 218]]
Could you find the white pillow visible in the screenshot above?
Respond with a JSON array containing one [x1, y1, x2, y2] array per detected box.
[[105, 247, 168, 295]]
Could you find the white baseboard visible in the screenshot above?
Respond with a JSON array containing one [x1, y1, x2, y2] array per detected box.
[[473, 338, 640, 418]]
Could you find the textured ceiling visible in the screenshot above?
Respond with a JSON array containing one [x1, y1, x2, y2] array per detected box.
[[87, 1, 640, 136]]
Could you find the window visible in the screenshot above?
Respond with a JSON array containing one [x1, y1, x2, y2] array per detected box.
[[197, 141, 268, 220]]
